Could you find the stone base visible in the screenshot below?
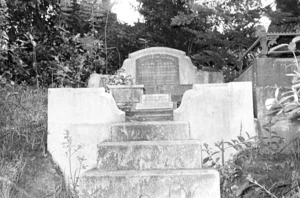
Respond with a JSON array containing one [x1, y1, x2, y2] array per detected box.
[[97, 140, 202, 170], [79, 169, 220, 198], [110, 121, 190, 141], [135, 102, 174, 110], [126, 109, 173, 121], [144, 84, 193, 103]]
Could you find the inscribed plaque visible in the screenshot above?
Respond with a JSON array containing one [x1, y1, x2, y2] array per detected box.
[[136, 54, 179, 85]]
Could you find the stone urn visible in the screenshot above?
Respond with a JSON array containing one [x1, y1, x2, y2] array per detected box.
[[107, 84, 144, 110]]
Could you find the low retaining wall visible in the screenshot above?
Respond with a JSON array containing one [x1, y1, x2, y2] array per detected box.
[[174, 82, 255, 160], [48, 88, 125, 179]]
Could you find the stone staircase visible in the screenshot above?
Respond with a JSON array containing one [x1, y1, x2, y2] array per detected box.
[[48, 81, 253, 198], [79, 113, 220, 197], [126, 108, 174, 121]]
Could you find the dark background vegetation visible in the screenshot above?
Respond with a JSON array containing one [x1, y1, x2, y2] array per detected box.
[[1, 0, 299, 86]]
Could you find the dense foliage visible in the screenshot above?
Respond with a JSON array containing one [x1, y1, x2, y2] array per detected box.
[[1, 0, 300, 84], [0, 0, 146, 87], [136, 0, 265, 81], [268, 0, 300, 33]]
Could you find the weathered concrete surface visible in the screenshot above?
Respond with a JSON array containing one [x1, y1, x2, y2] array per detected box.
[[97, 140, 201, 170], [236, 58, 299, 86], [235, 57, 300, 151], [110, 121, 190, 141], [127, 108, 174, 121], [79, 169, 220, 198], [135, 94, 174, 110], [256, 58, 298, 87], [48, 88, 125, 179], [87, 73, 108, 88], [174, 82, 255, 160], [121, 47, 224, 85], [107, 85, 144, 104], [196, 70, 224, 84], [144, 84, 193, 103]]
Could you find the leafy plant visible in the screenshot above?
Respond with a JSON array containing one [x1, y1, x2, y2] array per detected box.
[[202, 132, 258, 168], [265, 36, 300, 120], [106, 69, 133, 86], [62, 130, 86, 196], [202, 130, 300, 197], [261, 121, 285, 158]]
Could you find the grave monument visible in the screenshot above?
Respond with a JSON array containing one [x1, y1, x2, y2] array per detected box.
[[48, 47, 257, 197]]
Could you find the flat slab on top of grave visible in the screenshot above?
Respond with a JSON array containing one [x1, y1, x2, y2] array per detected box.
[[97, 140, 201, 171], [110, 121, 190, 141], [134, 94, 175, 110], [79, 169, 220, 198]]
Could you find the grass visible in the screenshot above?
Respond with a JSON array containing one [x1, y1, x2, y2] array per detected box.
[[0, 82, 47, 159], [0, 82, 62, 198]]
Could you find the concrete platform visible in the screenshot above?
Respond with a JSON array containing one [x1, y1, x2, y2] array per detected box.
[[79, 169, 220, 198], [126, 108, 173, 121], [97, 140, 201, 171], [110, 121, 190, 141]]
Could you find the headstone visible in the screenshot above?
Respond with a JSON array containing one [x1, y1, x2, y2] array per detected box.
[[135, 94, 174, 110], [121, 47, 224, 101], [48, 88, 125, 180], [122, 47, 223, 85]]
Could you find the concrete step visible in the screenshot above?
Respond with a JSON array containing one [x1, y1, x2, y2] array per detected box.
[[110, 121, 190, 141], [97, 140, 201, 171], [126, 114, 173, 121], [79, 169, 220, 198], [126, 109, 173, 121]]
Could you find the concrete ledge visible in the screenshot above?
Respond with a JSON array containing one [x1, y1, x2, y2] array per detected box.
[[97, 140, 202, 170], [79, 169, 220, 198], [110, 121, 190, 141]]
